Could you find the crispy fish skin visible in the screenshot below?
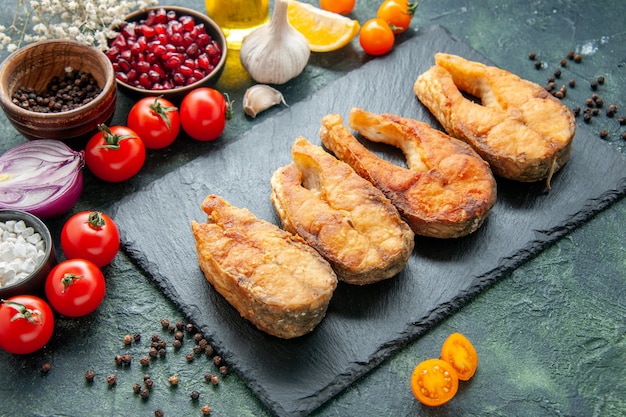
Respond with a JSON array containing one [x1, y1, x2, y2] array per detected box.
[[191, 195, 337, 339], [270, 137, 415, 285], [319, 109, 497, 239], [414, 52, 575, 183]]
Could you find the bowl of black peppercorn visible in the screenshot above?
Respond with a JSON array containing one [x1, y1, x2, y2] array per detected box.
[[0, 39, 117, 147]]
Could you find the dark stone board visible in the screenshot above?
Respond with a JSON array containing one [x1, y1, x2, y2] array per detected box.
[[110, 25, 626, 417]]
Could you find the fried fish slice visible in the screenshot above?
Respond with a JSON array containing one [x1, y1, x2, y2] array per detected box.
[[319, 109, 497, 239], [191, 195, 337, 339], [414, 52, 575, 184], [270, 137, 415, 285]]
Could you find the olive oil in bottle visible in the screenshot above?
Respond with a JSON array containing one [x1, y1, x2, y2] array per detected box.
[[205, 0, 270, 50]]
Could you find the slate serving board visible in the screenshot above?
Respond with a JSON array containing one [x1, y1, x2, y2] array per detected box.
[[110, 25, 626, 417]]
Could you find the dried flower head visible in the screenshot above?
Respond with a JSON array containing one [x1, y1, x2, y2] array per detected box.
[[0, 0, 158, 52]]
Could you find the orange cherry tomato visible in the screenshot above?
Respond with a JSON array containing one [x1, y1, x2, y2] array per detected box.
[[359, 18, 395, 56], [440, 332, 478, 381], [320, 0, 356, 15], [411, 358, 459, 406], [376, 0, 418, 34]]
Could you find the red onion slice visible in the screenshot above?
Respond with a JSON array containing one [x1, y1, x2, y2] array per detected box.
[[0, 140, 85, 218]]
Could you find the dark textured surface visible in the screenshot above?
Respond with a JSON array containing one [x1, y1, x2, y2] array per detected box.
[[1, 1, 625, 417], [110, 25, 626, 417]]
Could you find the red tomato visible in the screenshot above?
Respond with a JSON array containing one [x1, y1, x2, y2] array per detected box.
[[61, 211, 120, 267], [180, 88, 232, 141], [320, 0, 356, 15], [127, 96, 181, 149], [376, 0, 418, 34], [359, 18, 395, 56], [85, 124, 146, 182], [45, 259, 106, 317], [0, 296, 54, 354]]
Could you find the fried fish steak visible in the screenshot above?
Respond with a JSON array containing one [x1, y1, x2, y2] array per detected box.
[[270, 137, 415, 285], [319, 109, 497, 239], [414, 52, 575, 184], [191, 195, 337, 339]]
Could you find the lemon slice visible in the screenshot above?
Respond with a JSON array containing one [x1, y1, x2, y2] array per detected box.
[[287, 0, 360, 52]]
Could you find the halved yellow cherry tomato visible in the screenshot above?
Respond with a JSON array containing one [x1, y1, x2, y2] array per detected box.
[[411, 358, 459, 406], [440, 332, 478, 381]]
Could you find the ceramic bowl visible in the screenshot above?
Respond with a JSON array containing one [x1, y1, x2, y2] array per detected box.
[[0, 39, 117, 147], [111, 6, 228, 103], [0, 210, 56, 299]]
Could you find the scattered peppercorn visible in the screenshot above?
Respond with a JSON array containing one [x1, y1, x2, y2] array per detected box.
[[568, 79, 576, 88], [554, 69, 562, 78], [559, 59, 567, 68], [219, 365, 229, 376], [585, 98, 595, 108], [201, 404, 211, 415], [145, 378, 154, 389], [176, 321, 185, 331], [155, 409, 164, 417], [140, 356, 151, 367], [121, 354, 132, 366], [124, 334, 133, 345], [159, 348, 167, 358], [622, 132, 626, 140], [134, 333, 141, 343], [143, 374, 152, 381], [168, 375, 180, 386], [185, 353, 195, 362], [173, 339, 182, 350], [194, 333, 204, 343], [597, 76, 605, 85], [592, 108, 600, 116], [574, 54, 582, 63], [193, 345, 204, 355], [590, 80, 598, 90], [107, 374, 117, 386], [534, 60, 542, 69], [572, 106, 580, 117], [133, 383, 142, 394], [204, 345, 214, 356], [197, 339, 208, 349], [567, 50, 575, 60], [554, 91, 564, 99], [186, 323, 196, 334], [85, 370, 96, 382], [618, 117, 626, 126], [547, 76, 555, 83], [141, 388, 150, 400], [606, 104, 618, 117], [149, 347, 158, 358], [190, 390, 201, 401], [160, 318, 170, 328], [175, 331, 184, 341], [41, 363, 51, 374], [528, 51, 537, 60], [583, 113, 592, 123], [168, 324, 175, 333], [599, 129, 608, 139], [212, 356, 222, 366]]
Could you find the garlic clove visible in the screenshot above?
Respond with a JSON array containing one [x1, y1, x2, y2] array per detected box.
[[243, 84, 288, 118], [240, 0, 311, 85]]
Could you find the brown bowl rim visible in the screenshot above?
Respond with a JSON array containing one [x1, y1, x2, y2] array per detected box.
[[0, 39, 116, 121], [112, 5, 228, 97]]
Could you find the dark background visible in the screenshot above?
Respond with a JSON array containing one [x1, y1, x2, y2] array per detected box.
[[0, 1, 625, 416]]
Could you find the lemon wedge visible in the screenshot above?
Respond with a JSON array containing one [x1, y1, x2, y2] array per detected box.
[[287, 0, 360, 52]]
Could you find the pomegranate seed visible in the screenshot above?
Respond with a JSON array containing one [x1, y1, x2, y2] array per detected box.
[[179, 65, 193, 77], [154, 9, 167, 24]]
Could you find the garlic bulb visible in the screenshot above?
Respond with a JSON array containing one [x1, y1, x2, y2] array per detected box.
[[243, 84, 288, 118], [240, 0, 310, 84]]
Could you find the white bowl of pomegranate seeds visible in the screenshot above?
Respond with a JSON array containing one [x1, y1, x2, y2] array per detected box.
[[0, 210, 56, 299], [107, 6, 228, 102]]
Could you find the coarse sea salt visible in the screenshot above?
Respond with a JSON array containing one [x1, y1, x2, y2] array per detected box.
[[0, 219, 46, 288]]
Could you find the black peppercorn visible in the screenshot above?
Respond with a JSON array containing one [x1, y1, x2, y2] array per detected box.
[[85, 370, 96, 382], [133, 333, 141, 343], [599, 129, 608, 139], [140, 356, 151, 367], [190, 390, 200, 401], [175, 331, 184, 341], [124, 334, 133, 345], [559, 59, 567, 68], [144, 378, 154, 389], [618, 117, 625, 126], [528, 51, 537, 60], [553, 70, 561, 80], [155, 409, 164, 417], [176, 321, 185, 331], [107, 374, 117, 386], [168, 375, 180, 386], [201, 405, 211, 415], [572, 106, 580, 117], [212, 356, 222, 366], [185, 323, 196, 334], [590, 81, 598, 90], [185, 353, 195, 362], [597, 76, 605, 85], [219, 365, 229, 376], [173, 339, 182, 350], [567, 50, 575, 60], [133, 383, 142, 394], [41, 363, 51, 373], [568, 79, 576, 88], [534, 60, 542, 69], [574, 54, 582, 63], [621, 132, 626, 140], [606, 104, 618, 117], [141, 388, 150, 400], [583, 113, 592, 123], [160, 318, 170, 328]]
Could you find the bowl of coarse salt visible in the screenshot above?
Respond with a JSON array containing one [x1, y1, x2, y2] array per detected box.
[[0, 210, 56, 298]]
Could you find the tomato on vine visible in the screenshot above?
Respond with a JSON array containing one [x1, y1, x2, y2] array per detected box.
[[85, 124, 146, 182], [359, 18, 395, 56], [376, 0, 419, 34], [180, 88, 233, 141], [0, 296, 55, 354], [320, 0, 356, 15], [127, 96, 181, 149], [60, 211, 120, 267], [45, 259, 106, 317]]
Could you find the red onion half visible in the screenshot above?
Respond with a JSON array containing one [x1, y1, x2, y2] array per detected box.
[[0, 140, 84, 218]]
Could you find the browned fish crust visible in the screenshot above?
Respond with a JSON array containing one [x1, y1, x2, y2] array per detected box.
[[319, 109, 497, 239], [271, 137, 415, 285], [414, 53, 575, 184], [191, 195, 337, 339]]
